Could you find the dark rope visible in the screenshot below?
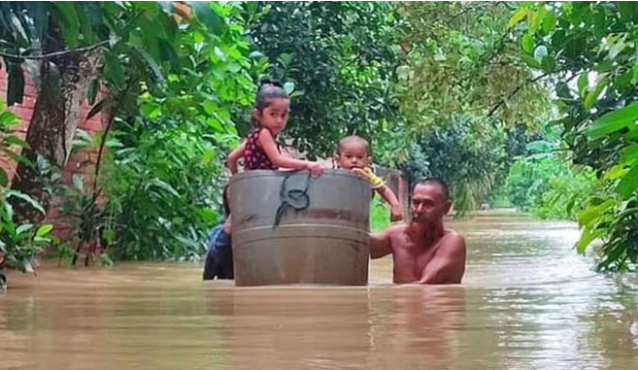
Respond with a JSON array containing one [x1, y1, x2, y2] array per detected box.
[[273, 170, 311, 228]]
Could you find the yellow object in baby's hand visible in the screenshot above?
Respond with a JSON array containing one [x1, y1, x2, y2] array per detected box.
[[352, 167, 384, 189]]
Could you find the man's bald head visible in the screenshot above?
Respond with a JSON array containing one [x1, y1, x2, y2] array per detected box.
[[411, 178, 451, 224], [413, 178, 450, 201]]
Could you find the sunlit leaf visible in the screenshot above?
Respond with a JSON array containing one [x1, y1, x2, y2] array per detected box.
[[586, 102, 638, 138], [508, 8, 528, 29]]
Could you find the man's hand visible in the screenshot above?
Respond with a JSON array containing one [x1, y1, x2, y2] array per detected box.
[[418, 233, 466, 284], [390, 203, 403, 222]]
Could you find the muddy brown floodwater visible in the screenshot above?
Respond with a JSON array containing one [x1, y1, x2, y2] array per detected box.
[[1, 211, 638, 370]]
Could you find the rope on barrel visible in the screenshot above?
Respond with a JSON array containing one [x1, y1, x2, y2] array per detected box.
[[273, 170, 311, 228]]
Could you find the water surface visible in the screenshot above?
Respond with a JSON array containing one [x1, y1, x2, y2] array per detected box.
[[2, 211, 637, 369]]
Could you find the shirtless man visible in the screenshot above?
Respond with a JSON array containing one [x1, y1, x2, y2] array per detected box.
[[370, 178, 466, 284]]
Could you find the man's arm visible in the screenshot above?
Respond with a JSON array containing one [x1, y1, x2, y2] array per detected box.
[[370, 229, 393, 259], [418, 232, 466, 284]]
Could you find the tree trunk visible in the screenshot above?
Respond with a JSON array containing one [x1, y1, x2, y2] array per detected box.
[[10, 50, 101, 223]]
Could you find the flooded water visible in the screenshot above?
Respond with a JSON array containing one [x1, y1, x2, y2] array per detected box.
[[2, 212, 638, 370]]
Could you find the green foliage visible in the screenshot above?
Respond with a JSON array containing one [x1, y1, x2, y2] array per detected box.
[[514, 2, 638, 271], [93, 3, 254, 261], [402, 116, 509, 217], [100, 114, 228, 261], [245, 2, 404, 159], [504, 141, 596, 220], [397, 2, 551, 131], [370, 196, 391, 233], [0, 101, 53, 273]]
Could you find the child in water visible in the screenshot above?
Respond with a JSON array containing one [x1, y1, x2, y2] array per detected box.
[[227, 80, 323, 176], [335, 135, 403, 222], [203, 186, 233, 280]]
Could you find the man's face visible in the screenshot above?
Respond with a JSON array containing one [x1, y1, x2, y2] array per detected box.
[[411, 183, 450, 225]]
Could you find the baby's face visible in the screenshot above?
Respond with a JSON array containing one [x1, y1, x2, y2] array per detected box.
[[336, 142, 370, 170]]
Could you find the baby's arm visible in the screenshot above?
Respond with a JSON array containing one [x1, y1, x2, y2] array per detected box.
[[227, 141, 246, 175], [258, 129, 323, 176], [377, 185, 403, 222]]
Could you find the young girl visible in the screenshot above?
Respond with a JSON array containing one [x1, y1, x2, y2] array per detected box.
[[227, 81, 323, 176]]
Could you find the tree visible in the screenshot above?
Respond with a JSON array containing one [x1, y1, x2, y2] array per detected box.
[[393, 2, 553, 214], [401, 116, 509, 217], [511, 2, 638, 271], [0, 2, 214, 223], [244, 2, 404, 159], [397, 2, 551, 131]]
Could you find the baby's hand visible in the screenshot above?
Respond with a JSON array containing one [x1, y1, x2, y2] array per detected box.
[[351, 167, 369, 180], [306, 162, 324, 177], [390, 204, 403, 222]]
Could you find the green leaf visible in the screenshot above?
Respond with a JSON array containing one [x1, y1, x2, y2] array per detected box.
[[283, 82, 295, 94], [50, 2, 80, 48], [620, 145, 638, 163], [87, 97, 115, 121], [206, 118, 224, 133], [2, 149, 30, 166], [520, 53, 541, 68], [132, 47, 166, 86], [508, 8, 529, 29], [87, 79, 99, 105], [0, 111, 20, 126], [146, 179, 180, 197], [4, 136, 30, 149], [585, 102, 638, 138], [615, 163, 638, 198], [584, 77, 608, 110], [533, 45, 548, 63], [72, 175, 84, 193], [201, 148, 215, 165], [521, 34, 534, 54], [528, 10, 541, 33], [0, 168, 8, 187], [16, 223, 33, 235], [22, 259, 33, 274], [5, 190, 45, 214], [141, 102, 162, 119], [542, 10, 557, 33], [576, 226, 605, 254], [604, 165, 629, 181], [36, 224, 53, 237], [6, 61, 25, 106], [577, 72, 589, 97], [188, 2, 225, 34], [577, 199, 614, 227], [202, 101, 216, 115]]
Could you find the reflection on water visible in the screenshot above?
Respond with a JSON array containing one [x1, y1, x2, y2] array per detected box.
[[1, 212, 638, 369]]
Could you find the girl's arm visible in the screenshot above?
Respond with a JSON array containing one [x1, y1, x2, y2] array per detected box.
[[227, 141, 246, 175], [258, 129, 323, 176], [377, 185, 403, 222]]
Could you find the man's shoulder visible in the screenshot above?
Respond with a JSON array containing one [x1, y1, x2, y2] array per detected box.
[[444, 228, 464, 240], [442, 229, 466, 250], [387, 223, 409, 237]]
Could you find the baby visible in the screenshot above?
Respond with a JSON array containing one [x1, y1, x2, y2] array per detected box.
[[335, 136, 403, 222]]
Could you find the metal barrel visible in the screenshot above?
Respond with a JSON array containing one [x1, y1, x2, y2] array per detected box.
[[229, 169, 371, 286]]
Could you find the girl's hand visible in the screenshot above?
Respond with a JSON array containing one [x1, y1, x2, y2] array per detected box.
[[306, 162, 324, 177]]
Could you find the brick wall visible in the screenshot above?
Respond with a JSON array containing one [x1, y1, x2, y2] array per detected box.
[[0, 61, 108, 240]]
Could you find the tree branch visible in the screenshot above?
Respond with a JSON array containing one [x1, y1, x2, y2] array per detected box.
[[487, 72, 551, 117], [0, 40, 110, 61]]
